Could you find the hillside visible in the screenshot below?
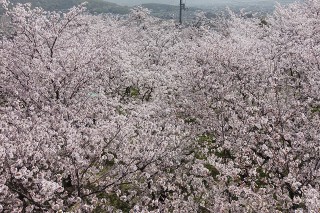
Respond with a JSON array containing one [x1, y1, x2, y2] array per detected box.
[[1, 1, 201, 21], [1, 0, 130, 14]]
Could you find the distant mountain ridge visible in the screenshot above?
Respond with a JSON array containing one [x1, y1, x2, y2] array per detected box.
[[0, 0, 298, 19], [0, 1, 201, 20], [1, 0, 130, 14]]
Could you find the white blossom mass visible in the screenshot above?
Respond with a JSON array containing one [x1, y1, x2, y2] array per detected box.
[[0, 0, 319, 212]]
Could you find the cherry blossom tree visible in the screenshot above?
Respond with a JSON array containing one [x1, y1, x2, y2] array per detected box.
[[0, 1, 188, 212], [174, 0, 320, 211]]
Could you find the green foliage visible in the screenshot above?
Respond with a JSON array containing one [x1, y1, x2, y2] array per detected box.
[[256, 167, 268, 178], [204, 163, 220, 180], [255, 179, 267, 188], [119, 183, 133, 192], [104, 159, 115, 167], [96, 193, 131, 213], [125, 86, 140, 98], [311, 106, 320, 113], [230, 194, 239, 201], [184, 117, 198, 124], [255, 167, 269, 188], [192, 133, 216, 160], [176, 111, 198, 125], [197, 133, 216, 145], [194, 151, 207, 160], [214, 149, 235, 160], [276, 206, 284, 212], [293, 203, 307, 210], [0, 94, 7, 107], [273, 193, 278, 200]]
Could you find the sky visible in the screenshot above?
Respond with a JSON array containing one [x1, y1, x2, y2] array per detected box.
[[106, 0, 296, 7]]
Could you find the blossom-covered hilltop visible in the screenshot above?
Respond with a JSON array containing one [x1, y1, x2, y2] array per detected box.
[[0, 0, 319, 212]]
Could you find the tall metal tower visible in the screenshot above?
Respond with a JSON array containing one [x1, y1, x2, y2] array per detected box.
[[179, 0, 186, 24]]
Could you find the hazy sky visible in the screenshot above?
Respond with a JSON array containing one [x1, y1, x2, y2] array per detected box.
[[106, 0, 295, 6]]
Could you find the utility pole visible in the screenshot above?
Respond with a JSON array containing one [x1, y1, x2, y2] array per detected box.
[[179, 0, 186, 24]]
